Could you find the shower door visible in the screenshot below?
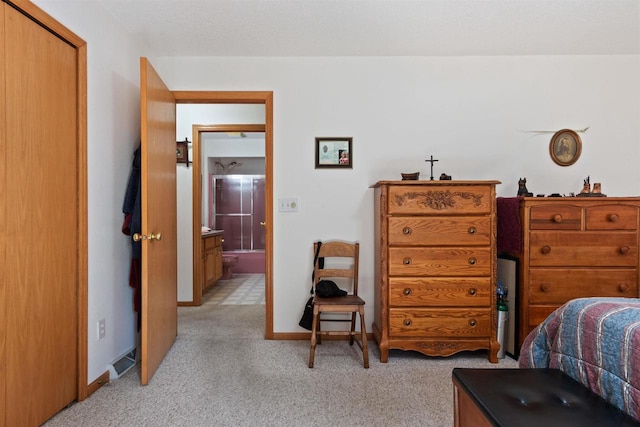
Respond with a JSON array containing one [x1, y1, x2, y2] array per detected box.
[[211, 175, 265, 251]]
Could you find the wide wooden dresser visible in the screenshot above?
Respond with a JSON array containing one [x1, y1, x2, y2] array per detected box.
[[372, 180, 501, 363], [518, 197, 640, 348]]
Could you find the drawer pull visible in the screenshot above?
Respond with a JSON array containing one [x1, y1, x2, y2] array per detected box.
[[403, 319, 412, 327], [620, 246, 630, 254], [553, 214, 563, 223], [468, 258, 477, 266], [403, 257, 412, 265], [402, 227, 412, 235], [609, 213, 620, 222], [468, 226, 476, 235], [403, 288, 412, 296], [541, 245, 551, 254], [540, 283, 551, 292], [468, 288, 477, 296], [619, 283, 630, 293], [469, 319, 477, 327]]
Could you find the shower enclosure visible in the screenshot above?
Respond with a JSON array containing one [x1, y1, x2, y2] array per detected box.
[[209, 175, 265, 252]]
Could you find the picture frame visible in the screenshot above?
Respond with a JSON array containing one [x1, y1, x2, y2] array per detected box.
[[549, 129, 581, 166], [176, 138, 189, 165], [315, 137, 352, 169]]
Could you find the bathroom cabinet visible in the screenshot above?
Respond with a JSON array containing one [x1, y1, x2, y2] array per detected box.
[[202, 231, 223, 292]]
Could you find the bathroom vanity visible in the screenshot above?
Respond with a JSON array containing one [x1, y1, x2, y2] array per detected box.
[[202, 230, 223, 292]]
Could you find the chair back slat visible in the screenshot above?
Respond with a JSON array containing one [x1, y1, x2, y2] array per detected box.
[[313, 241, 359, 295]]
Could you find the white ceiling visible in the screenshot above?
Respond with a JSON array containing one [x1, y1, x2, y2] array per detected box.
[[92, 0, 640, 57]]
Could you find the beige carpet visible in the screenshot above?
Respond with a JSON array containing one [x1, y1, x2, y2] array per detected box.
[[44, 300, 518, 426]]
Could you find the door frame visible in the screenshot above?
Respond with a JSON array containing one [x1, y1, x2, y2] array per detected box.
[[191, 124, 266, 306], [174, 91, 274, 339]]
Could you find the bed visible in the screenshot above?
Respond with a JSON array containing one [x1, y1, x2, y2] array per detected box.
[[519, 297, 640, 420]]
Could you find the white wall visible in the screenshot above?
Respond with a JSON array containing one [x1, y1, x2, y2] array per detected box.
[[33, 0, 153, 383], [157, 55, 640, 332]]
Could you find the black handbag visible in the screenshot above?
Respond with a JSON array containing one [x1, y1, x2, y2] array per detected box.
[[299, 241, 323, 330], [298, 296, 314, 331]]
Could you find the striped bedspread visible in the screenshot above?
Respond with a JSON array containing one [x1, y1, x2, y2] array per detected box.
[[519, 297, 640, 420]]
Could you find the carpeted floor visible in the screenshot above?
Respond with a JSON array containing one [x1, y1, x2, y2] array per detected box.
[[44, 289, 518, 426]]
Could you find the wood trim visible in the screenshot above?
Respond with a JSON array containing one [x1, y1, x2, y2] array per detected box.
[[85, 371, 109, 398], [0, 5, 5, 426], [7, 0, 85, 46], [173, 91, 273, 104], [264, 93, 274, 339], [177, 301, 198, 307], [75, 42, 89, 402], [192, 126, 203, 307], [179, 90, 274, 340]]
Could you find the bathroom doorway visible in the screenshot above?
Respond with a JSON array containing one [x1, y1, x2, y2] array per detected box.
[[175, 92, 274, 339]]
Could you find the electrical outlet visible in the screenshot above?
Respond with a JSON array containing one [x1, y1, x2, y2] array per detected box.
[[278, 198, 298, 212], [98, 319, 106, 340]]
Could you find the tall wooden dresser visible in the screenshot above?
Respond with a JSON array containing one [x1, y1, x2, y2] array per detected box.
[[518, 197, 640, 348], [373, 180, 500, 363]]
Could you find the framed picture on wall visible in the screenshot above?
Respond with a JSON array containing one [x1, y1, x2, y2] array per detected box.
[[549, 129, 581, 166], [176, 138, 190, 165], [315, 137, 352, 169]]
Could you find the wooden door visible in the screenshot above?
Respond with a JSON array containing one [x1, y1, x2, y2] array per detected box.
[[140, 57, 178, 385], [3, 3, 78, 424]]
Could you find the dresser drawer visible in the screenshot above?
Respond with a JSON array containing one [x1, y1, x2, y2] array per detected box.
[[389, 277, 491, 307], [529, 268, 637, 304], [585, 205, 638, 230], [529, 204, 582, 230], [389, 308, 492, 337], [389, 247, 491, 277], [388, 216, 491, 246], [529, 232, 637, 267], [387, 185, 492, 215]]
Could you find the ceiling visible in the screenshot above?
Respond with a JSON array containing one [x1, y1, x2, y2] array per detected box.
[[91, 0, 640, 57]]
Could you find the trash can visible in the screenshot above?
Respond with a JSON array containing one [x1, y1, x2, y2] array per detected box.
[[497, 300, 509, 359]]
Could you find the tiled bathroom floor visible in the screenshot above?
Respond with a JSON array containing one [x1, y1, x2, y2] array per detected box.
[[203, 273, 265, 305]]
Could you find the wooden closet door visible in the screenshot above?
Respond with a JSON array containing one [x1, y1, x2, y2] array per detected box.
[[4, 3, 78, 425]]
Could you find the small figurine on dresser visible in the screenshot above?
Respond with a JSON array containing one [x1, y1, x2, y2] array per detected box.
[[579, 176, 591, 195], [517, 178, 533, 197], [577, 176, 606, 197]]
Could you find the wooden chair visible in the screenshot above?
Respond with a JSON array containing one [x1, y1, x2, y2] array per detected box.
[[308, 241, 369, 368]]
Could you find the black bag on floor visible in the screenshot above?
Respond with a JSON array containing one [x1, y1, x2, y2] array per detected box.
[[299, 241, 323, 331]]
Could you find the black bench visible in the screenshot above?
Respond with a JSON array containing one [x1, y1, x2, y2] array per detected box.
[[452, 368, 640, 427]]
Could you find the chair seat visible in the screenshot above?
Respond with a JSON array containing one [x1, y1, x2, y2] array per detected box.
[[314, 295, 365, 306]]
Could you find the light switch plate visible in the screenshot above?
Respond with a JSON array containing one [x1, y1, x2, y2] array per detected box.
[[278, 198, 298, 212]]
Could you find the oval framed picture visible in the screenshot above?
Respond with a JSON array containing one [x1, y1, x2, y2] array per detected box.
[[549, 129, 582, 166]]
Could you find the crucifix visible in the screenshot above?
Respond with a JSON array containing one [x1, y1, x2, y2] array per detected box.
[[425, 155, 439, 181]]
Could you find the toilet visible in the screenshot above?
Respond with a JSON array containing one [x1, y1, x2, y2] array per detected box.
[[221, 255, 239, 280]]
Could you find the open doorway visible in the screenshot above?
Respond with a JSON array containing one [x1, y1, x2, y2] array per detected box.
[[173, 91, 273, 339]]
